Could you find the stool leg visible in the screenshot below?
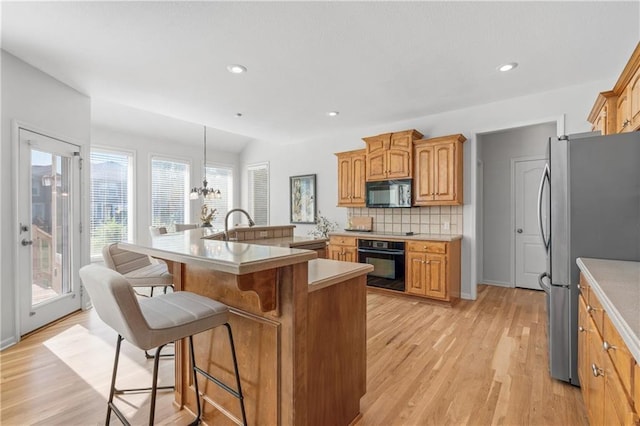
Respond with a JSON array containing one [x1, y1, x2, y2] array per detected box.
[[148, 343, 166, 426], [225, 323, 247, 426], [188, 336, 202, 426], [106, 335, 124, 425]]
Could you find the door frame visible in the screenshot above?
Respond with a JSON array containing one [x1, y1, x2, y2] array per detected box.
[[12, 120, 88, 341], [510, 155, 546, 289]]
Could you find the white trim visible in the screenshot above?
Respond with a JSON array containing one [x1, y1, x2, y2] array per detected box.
[[482, 280, 513, 288]]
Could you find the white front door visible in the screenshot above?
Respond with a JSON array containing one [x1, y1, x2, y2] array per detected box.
[[18, 128, 82, 335], [514, 158, 546, 290]]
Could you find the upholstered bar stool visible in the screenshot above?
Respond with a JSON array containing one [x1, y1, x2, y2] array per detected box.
[[79, 264, 247, 426], [102, 243, 173, 297]]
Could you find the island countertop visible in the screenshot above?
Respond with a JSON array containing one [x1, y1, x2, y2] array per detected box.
[[576, 257, 640, 363], [119, 230, 316, 275]]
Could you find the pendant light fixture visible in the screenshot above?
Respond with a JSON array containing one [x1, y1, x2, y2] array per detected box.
[[190, 126, 222, 200]]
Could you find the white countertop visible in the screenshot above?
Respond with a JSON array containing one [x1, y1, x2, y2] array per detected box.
[[120, 230, 316, 275], [308, 259, 373, 291], [576, 257, 640, 363], [329, 231, 462, 242]]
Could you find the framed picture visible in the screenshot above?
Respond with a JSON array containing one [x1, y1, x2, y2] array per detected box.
[[290, 174, 317, 224]]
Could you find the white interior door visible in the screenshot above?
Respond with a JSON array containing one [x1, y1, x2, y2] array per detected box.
[[18, 128, 82, 335], [514, 158, 546, 290]]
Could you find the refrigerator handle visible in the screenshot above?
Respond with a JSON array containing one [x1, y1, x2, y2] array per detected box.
[[537, 163, 551, 253], [538, 272, 551, 294]]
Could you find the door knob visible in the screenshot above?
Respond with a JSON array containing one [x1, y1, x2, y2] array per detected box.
[[516, 228, 523, 233], [21, 239, 33, 246]]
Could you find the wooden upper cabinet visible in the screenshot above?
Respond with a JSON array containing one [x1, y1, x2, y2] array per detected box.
[[413, 134, 466, 206], [587, 91, 617, 135], [589, 42, 640, 134], [363, 130, 423, 181], [629, 66, 640, 130], [336, 149, 366, 207]]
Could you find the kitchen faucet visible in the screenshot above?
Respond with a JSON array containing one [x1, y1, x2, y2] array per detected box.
[[224, 208, 256, 241]]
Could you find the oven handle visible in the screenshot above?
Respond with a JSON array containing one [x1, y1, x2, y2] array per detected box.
[[357, 248, 405, 255]]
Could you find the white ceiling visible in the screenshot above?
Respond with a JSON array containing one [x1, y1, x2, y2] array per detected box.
[[2, 1, 639, 153]]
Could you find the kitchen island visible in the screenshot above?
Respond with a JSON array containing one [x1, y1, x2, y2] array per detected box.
[[119, 230, 372, 425]]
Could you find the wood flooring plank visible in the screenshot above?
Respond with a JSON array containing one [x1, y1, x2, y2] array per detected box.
[[0, 285, 587, 425]]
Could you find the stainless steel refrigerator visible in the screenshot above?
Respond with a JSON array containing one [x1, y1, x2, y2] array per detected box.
[[537, 131, 640, 385]]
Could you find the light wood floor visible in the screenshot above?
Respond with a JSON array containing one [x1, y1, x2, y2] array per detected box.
[[0, 285, 588, 425]]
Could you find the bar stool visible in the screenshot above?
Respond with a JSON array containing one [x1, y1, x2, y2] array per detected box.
[[79, 264, 247, 426]]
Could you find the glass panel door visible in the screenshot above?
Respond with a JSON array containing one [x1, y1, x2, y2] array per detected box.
[[19, 128, 81, 335]]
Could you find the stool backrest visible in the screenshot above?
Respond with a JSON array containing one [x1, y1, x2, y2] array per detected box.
[[79, 264, 150, 347], [103, 243, 151, 275]]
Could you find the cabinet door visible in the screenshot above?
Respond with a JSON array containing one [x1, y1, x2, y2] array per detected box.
[[387, 149, 411, 179], [424, 254, 448, 300], [617, 91, 631, 133], [351, 154, 366, 205], [433, 142, 456, 202], [343, 247, 358, 263], [604, 353, 639, 426], [406, 252, 426, 296], [587, 315, 606, 426], [366, 151, 387, 181], [337, 155, 353, 206], [413, 144, 434, 205], [327, 245, 343, 261], [630, 68, 640, 130], [578, 295, 590, 399]]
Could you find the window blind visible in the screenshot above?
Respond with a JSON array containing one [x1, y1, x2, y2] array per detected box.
[[247, 163, 269, 226], [151, 157, 189, 229], [202, 165, 233, 228], [90, 150, 133, 258]]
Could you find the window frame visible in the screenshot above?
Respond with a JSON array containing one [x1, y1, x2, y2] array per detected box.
[[247, 161, 270, 226], [149, 153, 191, 232], [89, 146, 136, 261], [199, 161, 234, 229]]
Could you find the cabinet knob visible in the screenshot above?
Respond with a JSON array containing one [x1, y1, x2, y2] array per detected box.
[[586, 305, 594, 313], [591, 363, 604, 377], [603, 341, 616, 351], [622, 119, 631, 128], [578, 326, 585, 332], [577, 284, 581, 290]]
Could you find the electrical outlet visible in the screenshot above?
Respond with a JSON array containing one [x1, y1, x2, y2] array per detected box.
[[442, 221, 450, 230], [259, 231, 268, 237]]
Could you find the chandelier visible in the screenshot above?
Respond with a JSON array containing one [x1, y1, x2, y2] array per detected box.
[[190, 126, 221, 200]]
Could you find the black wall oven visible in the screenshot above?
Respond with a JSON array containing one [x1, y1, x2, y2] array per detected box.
[[357, 239, 405, 292]]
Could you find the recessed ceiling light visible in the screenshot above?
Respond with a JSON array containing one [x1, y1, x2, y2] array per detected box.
[[498, 62, 518, 72], [227, 64, 247, 74], [327, 111, 339, 117]]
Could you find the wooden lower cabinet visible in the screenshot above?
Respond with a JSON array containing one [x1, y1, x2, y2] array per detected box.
[[405, 239, 460, 303], [578, 274, 639, 426], [328, 236, 358, 262]]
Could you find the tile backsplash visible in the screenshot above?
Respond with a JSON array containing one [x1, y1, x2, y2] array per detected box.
[[347, 206, 463, 235]]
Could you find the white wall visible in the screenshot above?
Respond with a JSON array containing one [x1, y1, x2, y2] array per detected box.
[[241, 80, 609, 300], [91, 126, 241, 245], [480, 122, 555, 286], [1, 51, 91, 348]]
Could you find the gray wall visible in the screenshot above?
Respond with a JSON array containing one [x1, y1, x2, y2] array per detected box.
[[480, 122, 555, 286]]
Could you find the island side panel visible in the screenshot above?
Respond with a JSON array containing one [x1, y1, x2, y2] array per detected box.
[[176, 262, 310, 426], [307, 275, 367, 425], [178, 263, 282, 425]]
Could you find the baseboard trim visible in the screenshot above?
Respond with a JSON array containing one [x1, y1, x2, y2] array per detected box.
[[1, 336, 18, 351], [482, 280, 513, 288]]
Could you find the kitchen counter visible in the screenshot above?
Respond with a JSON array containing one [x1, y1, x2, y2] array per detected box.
[[576, 257, 640, 362], [119, 232, 369, 425], [329, 230, 462, 242]]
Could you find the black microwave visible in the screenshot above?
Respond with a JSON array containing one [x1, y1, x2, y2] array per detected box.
[[365, 179, 412, 208]]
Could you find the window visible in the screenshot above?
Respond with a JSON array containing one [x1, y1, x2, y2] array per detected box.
[[90, 149, 133, 259], [201, 164, 233, 228], [247, 162, 269, 226], [151, 157, 190, 230]]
